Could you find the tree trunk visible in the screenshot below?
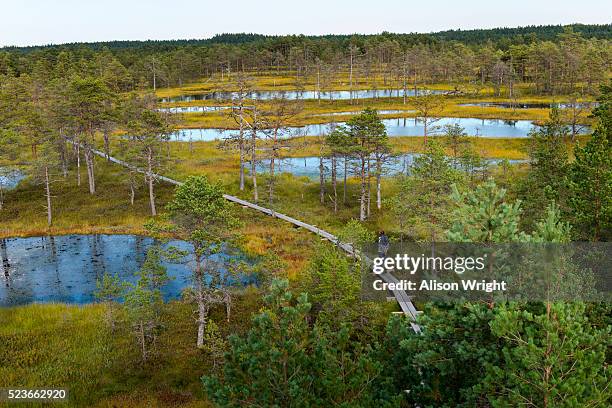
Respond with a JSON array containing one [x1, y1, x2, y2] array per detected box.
[[239, 140, 245, 191], [317, 66, 321, 105], [60, 141, 68, 177], [147, 147, 156, 216], [359, 156, 367, 221], [269, 129, 278, 206], [195, 254, 207, 348], [251, 130, 258, 202], [139, 321, 147, 361], [239, 120, 245, 191], [103, 130, 110, 161], [403, 70, 407, 104], [76, 144, 81, 187], [319, 155, 325, 204], [85, 148, 96, 194], [367, 160, 371, 218], [343, 157, 348, 205], [331, 156, 337, 213], [349, 52, 353, 105], [224, 292, 231, 322], [45, 165, 52, 226], [376, 159, 382, 210]]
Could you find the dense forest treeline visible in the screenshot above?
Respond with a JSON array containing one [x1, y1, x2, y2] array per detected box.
[[3, 24, 611, 52], [0, 25, 610, 96]]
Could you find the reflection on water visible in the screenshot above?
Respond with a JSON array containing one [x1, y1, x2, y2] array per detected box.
[[159, 106, 231, 113], [310, 109, 416, 117], [168, 117, 580, 142], [161, 88, 445, 103], [459, 102, 597, 109], [250, 155, 526, 179], [0, 235, 254, 306], [0, 168, 25, 190]]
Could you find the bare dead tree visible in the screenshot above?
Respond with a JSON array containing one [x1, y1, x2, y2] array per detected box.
[[260, 96, 303, 206], [562, 95, 590, 141], [225, 73, 255, 191], [412, 93, 446, 146]]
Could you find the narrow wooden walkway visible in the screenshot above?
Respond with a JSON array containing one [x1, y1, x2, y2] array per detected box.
[[89, 145, 420, 332]]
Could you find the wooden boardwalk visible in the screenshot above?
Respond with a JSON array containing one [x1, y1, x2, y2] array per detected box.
[[88, 145, 420, 332]]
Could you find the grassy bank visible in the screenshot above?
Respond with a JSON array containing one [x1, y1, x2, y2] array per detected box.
[[0, 292, 263, 407], [169, 98, 592, 129], [153, 74, 597, 129], [0, 157, 320, 276], [3, 134, 587, 241]]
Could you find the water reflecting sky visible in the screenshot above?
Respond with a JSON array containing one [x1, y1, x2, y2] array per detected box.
[[0, 235, 254, 306], [251, 154, 525, 179], [168, 117, 573, 141], [161, 88, 445, 103]]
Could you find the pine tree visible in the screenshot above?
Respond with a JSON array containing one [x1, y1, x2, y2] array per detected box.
[[123, 246, 169, 363], [566, 82, 611, 241], [487, 302, 611, 407], [333, 108, 388, 221], [382, 304, 501, 407], [122, 92, 174, 216], [443, 123, 470, 163], [66, 76, 115, 195], [447, 179, 527, 243], [201, 320, 227, 371], [94, 272, 123, 330], [203, 279, 383, 407], [393, 140, 462, 242], [307, 243, 361, 326], [166, 176, 239, 348], [123, 279, 161, 363], [518, 108, 570, 225], [337, 219, 375, 253]]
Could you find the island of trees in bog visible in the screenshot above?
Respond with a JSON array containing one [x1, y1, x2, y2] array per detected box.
[[0, 24, 610, 407]]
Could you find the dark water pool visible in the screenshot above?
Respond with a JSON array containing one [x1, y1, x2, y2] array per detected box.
[[0, 235, 255, 306]]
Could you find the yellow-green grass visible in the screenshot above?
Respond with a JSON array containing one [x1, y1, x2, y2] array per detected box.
[[0, 291, 264, 407], [154, 138, 540, 234], [0, 136, 547, 235], [0, 158, 321, 276], [1, 133, 588, 276], [0, 161, 174, 239], [141, 135, 589, 238], [150, 74, 597, 129]]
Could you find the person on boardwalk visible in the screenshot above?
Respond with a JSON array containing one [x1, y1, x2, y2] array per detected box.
[[377, 231, 390, 257]]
